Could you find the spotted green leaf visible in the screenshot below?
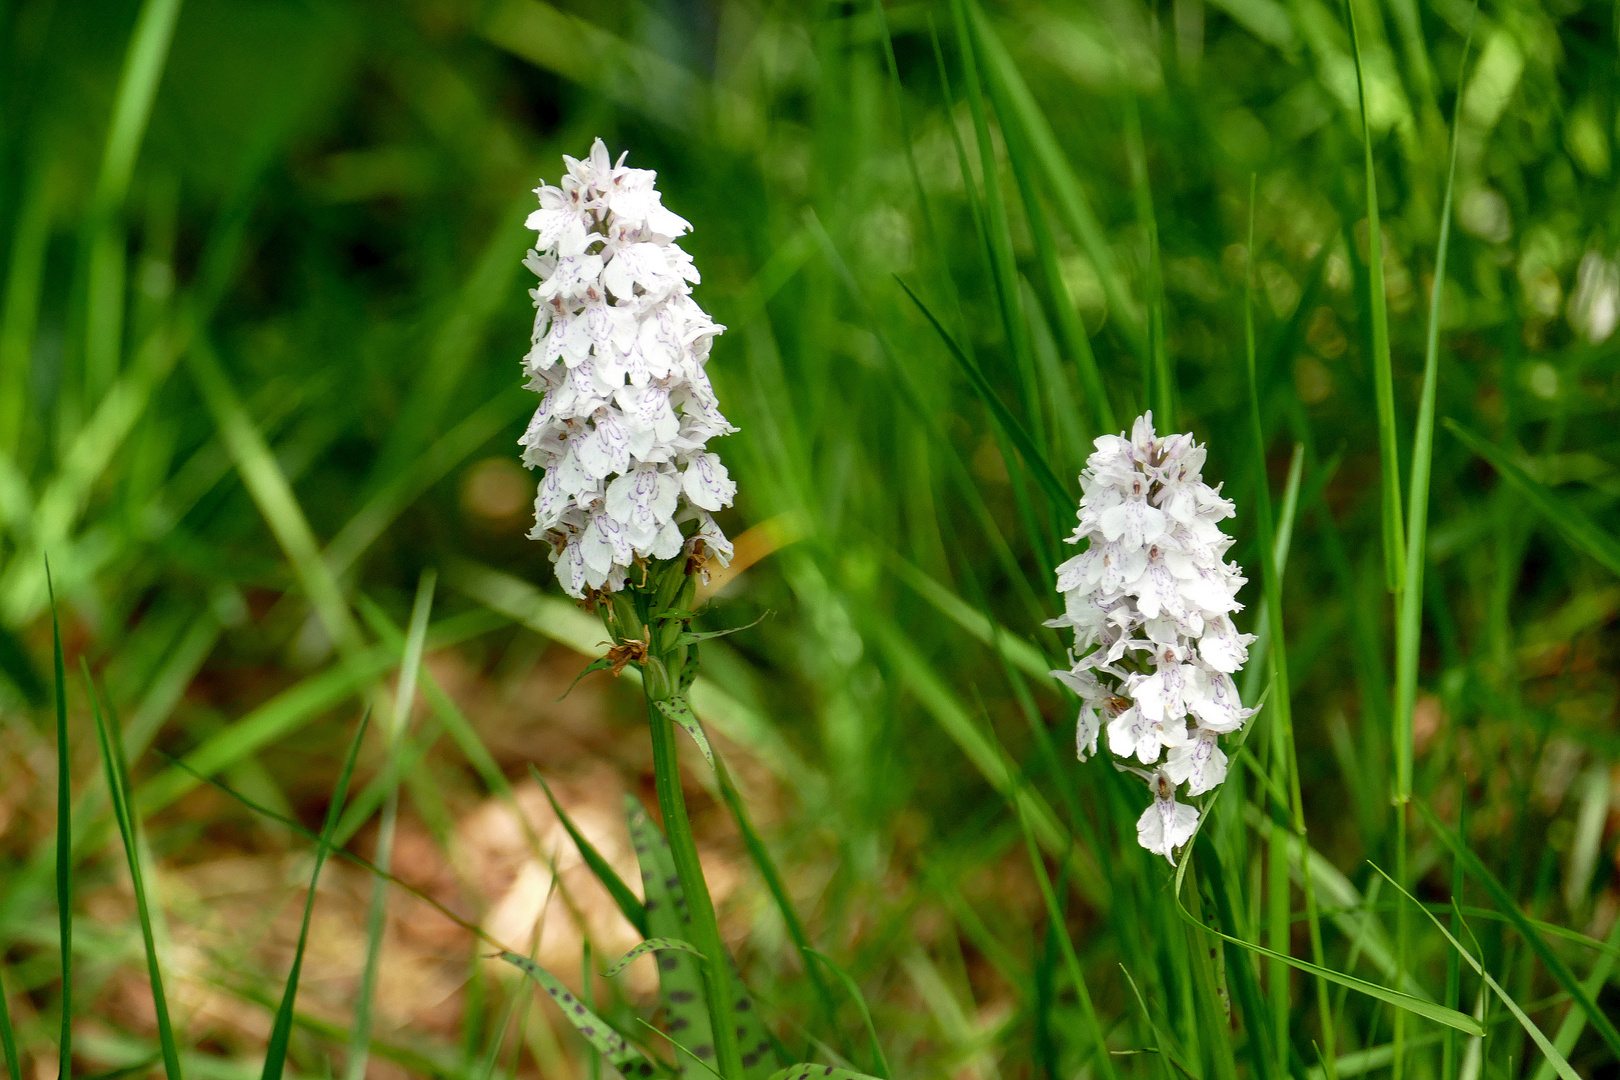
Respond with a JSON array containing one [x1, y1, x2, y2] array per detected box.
[[496, 951, 658, 1079], [654, 697, 714, 767], [764, 1067, 884, 1080], [626, 797, 780, 1078], [603, 938, 706, 978]]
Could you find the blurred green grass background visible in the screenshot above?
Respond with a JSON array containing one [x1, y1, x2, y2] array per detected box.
[[1, 0, 1618, 1078]]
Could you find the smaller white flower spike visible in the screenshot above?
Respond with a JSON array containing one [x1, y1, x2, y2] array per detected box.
[[519, 139, 737, 598], [1049, 413, 1257, 862]]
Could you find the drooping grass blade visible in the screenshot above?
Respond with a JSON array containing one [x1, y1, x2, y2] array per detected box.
[[1365, 865, 1580, 1080], [1168, 820, 1483, 1035], [261, 712, 370, 1080]]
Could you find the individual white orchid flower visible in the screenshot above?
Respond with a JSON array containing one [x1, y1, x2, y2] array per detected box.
[[1048, 413, 1257, 863], [518, 139, 737, 598]]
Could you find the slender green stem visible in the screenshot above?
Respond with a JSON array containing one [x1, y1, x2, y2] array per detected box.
[[642, 626, 743, 1080]]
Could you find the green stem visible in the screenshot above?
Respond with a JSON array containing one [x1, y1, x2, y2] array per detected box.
[[644, 669, 743, 1080], [1394, 808, 1409, 1080]]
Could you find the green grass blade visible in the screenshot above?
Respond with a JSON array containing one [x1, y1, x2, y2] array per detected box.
[[85, 668, 183, 1080], [1365, 865, 1580, 1080], [345, 571, 436, 1080], [948, 0, 1042, 436], [973, 41, 1113, 437], [48, 561, 73, 1080], [1123, 94, 1171, 429], [0, 965, 18, 1080], [185, 327, 367, 662], [83, 0, 184, 396], [261, 712, 370, 1080], [1347, 0, 1406, 593], [1444, 420, 1620, 576], [966, 1, 1147, 363], [804, 951, 888, 1080], [1395, 6, 1469, 808], [1417, 803, 1620, 1059], [1244, 177, 1335, 1074], [0, 167, 51, 457], [1011, 783, 1118, 1080], [895, 277, 1069, 511], [1194, 841, 1275, 1080], [530, 766, 648, 937], [90, 0, 184, 216], [714, 758, 839, 1037]]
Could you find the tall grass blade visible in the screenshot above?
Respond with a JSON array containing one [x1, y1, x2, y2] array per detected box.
[[261, 712, 370, 1080], [947, 0, 1043, 438], [48, 562, 73, 1080], [895, 278, 1069, 511], [345, 571, 436, 1080], [1194, 841, 1275, 1080], [1444, 420, 1620, 576], [1346, 0, 1406, 593], [1417, 803, 1620, 1059], [1388, 34, 1470, 1076], [1123, 94, 1171, 428], [83, 0, 185, 397], [85, 668, 183, 1080], [966, 1, 1147, 363], [1243, 178, 1336, 1076]]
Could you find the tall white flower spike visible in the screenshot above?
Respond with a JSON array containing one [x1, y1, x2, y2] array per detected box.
[[1050, 413, 1257, 863], [519, 139, 737, 598]]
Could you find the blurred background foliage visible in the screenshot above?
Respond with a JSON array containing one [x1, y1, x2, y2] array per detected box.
[[1, 0, 1618, 1077]]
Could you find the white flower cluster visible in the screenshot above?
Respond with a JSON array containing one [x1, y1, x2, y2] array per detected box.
[[518, 139, 738, 598], [1049, 413, 1257, 863]]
